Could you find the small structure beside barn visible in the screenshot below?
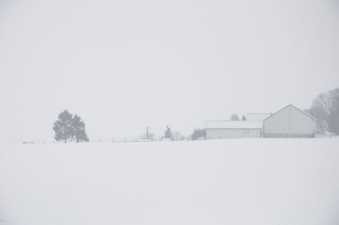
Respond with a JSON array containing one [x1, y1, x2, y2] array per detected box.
[[245, 113, 272, 121], [206, 120, 263, 139], [205, 104, 317, 139]]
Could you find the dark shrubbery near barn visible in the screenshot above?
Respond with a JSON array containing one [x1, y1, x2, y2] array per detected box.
[[191, 129, 206, 140]]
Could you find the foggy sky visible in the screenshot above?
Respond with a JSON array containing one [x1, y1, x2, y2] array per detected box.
[[1, 0, 338, 142]]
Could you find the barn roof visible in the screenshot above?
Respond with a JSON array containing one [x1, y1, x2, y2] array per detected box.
[[206, 120, 263, 129], [263, 104, 316, 122], [246, 113, 272, 121]]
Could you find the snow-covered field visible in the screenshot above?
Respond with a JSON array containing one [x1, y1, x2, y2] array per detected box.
[[1, 139, 339, 225]]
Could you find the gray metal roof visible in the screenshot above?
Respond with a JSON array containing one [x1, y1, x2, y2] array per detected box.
[[246, 113, 272, 121], [206, 120, 263, 129]]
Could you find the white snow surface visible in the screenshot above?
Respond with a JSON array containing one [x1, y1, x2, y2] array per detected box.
[[1, 139, 339, 225]]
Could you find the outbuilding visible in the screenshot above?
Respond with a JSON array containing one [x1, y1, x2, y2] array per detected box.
[[245, 113, 271, 121], [205, 120, 263, 139], [263, 104, 316, 138]]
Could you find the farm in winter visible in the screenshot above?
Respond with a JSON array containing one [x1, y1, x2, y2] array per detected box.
[[2, 0, 339, 224], [1, 139, 339, 225]]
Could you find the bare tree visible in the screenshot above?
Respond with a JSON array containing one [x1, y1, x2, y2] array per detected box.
[[309, 88, 339, 134]]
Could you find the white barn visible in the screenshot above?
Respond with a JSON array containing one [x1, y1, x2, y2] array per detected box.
[[263, 104, 317, 138], [205, 105, 316, 139], [205, 120, 263, 139]]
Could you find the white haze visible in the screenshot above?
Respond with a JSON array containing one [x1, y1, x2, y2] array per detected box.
[[0, 0, 338, 142]]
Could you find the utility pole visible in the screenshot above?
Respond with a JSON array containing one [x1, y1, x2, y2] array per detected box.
[[146, 126, 150, 140]]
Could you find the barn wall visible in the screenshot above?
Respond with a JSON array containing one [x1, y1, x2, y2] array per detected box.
[[263, 106, 316, 137], [206, 128, 262, 139]]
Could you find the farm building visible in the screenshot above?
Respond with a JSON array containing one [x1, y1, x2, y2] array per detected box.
[[263, 104, 317, 138], [205, 105, 316, 139], [245, 113, 272, 121], [205, 120, 263, 139]]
